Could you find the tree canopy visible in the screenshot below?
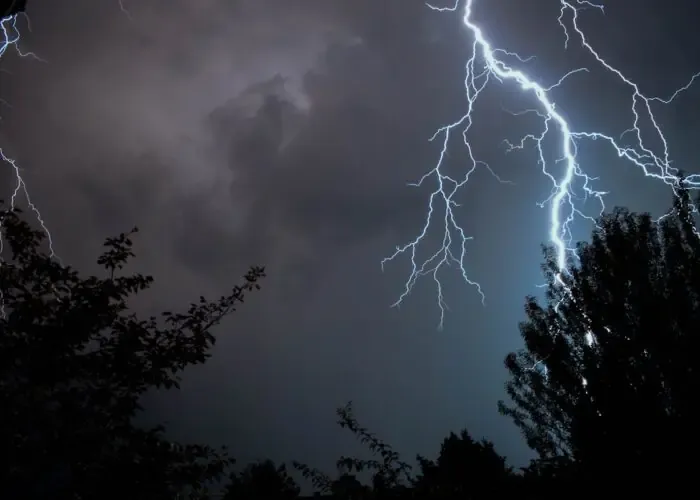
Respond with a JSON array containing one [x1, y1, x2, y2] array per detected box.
[[500, 187, 700, 488], [223, 460, 300, 499], [0, 205, 264, 499], [413, 430, 515, 498], [5, 185, 700, 497]]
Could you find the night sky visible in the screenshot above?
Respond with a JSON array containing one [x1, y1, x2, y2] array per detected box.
[[2, 0, 700, 474]]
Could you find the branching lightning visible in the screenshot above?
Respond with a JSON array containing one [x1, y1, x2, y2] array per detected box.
[[2, 1, 699, 336], [382, 0, 700, 329], [1, 2, 131, 265], [0, 12, 55, 261], [0, 3, 131, 317]]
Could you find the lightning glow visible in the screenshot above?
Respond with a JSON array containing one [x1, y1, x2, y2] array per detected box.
[[1, 3, 131, 263], [1, 4, 135, 317], [382, 0, 700, 329], [0, 12, 54, 258], [0, 10, 57, 318]]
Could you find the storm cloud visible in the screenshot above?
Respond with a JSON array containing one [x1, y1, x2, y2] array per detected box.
[[3, 0, 699, 474]]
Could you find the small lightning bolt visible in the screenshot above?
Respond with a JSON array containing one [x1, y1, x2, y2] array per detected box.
[[118, 0, 133, 21], [1, 3, 135, 315], [1, 13, 54, 258], [382, 0, 700, 329], [1, 11, 53, 248], [1, 2, 133, 265]]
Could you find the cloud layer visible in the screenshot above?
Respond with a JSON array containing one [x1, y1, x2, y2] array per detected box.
[[5, 0, 699, 473]]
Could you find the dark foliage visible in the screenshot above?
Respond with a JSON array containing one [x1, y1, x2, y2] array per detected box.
[[0, 206, 264, 499], [223, 460, 300, 499], [6, 183, 699, 498], [413, 430, 517, 498], [499, 187, 700, 489], [294, 403, 516, 499], [293, 401, 414, 498]]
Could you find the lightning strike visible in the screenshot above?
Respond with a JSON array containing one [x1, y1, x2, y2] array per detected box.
[[1, 2, 133, 317], [1, 5, 58, 318], [0, 11, 54, 258], [0, 0, 138, 324], [118, 0, 133, 21], [383, 0, 700, 329]]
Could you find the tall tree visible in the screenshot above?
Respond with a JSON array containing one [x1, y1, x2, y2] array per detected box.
[[0, 206, 265, 499], [499, 187, 700, 487]]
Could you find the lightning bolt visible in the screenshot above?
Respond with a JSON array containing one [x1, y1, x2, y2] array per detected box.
[[1, 2, 133, 265], [383, 0, 700, 329], [0, 12, 54, 258], [1, 12, 55, 257], [1, 10, 59, 318], [118, 0, 133, 21], [0, 4, 134, 318]]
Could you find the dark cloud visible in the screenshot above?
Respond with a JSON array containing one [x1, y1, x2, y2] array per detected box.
[[3, 0, 699, 477]]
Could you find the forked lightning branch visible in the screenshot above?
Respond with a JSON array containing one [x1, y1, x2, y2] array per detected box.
[[1, 1, 700, 330], [381, 0, 700, 328]]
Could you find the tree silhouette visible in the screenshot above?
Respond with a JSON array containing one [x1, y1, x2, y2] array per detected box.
[[335, 402, 413, 493], [499, 187, 700, 488], [413, 430, 516, 498], [294, 403, 522, 498], [294, 402, 413, 498], [330, 473, 371, 500], [0, 206, 265, 499], [223, 460, 300, 499]]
